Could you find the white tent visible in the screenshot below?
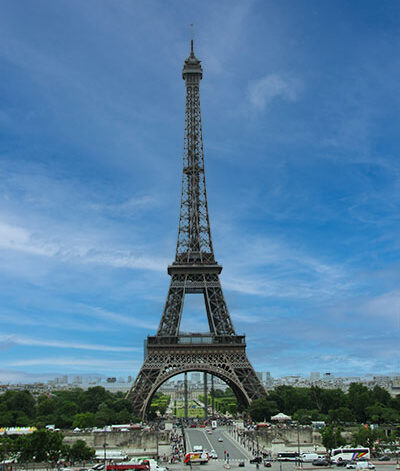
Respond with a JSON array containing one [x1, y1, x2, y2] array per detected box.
[[271, 412, 292, 421]]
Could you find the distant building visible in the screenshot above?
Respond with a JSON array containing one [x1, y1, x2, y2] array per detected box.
[[191, 372, 201, 383], [310, 372, 320, 381]]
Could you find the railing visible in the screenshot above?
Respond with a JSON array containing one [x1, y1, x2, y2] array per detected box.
[[147, 334, 246, 346]]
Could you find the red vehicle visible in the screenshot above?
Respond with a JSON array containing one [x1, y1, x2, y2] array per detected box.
[[184, 452, 209, 465], [107, 465, 149, 471]]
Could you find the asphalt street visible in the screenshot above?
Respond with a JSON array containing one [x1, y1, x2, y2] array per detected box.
[[184, 427, 251, 462]]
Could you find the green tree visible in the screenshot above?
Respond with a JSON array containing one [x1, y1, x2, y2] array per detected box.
[[321, 425, 346, 452], [37, 396, 57, 416], [15, 429, 64, 462], [248, 397, 278, 422], [81, 387, 110, 413], [351, 426, 384, 453], [72, 412, 96, 429], [347, 384, 373, 423], [328, 407, 354, 425], [371, 386, 391, 406], [69, 439, 95, 462]]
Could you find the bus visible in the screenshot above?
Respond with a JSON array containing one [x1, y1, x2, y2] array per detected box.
[[330, 448, 370, 463], [277, 452, 299, 462]]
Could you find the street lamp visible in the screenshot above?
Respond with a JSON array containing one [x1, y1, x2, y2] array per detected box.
[[296, 421, 302, 468], [103, 433, 108, 471]]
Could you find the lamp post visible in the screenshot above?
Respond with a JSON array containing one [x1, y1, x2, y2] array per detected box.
[[2, 431, 7, 471], [103, 432, 108, 471]]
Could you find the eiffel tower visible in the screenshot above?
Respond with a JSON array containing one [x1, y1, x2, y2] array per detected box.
[[127, 40, 265, 419]]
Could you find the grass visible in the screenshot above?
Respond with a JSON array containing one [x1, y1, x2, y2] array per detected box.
[[174, 400, 205, 418]]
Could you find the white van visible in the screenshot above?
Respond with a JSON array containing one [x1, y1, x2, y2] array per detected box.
[[356, 463, 375, 470], [301, 453, 319, 463]]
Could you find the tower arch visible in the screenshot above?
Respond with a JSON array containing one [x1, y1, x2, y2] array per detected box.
[[142, 366, 251, 418]]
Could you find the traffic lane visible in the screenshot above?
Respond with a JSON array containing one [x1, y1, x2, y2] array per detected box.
[[212, 429, 250, 461], [185, 429, 211, 454], [185, 428, 249, 461], [166, 462, 400, 471]]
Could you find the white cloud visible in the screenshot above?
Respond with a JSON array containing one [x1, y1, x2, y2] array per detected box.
[[0, 334, 138, 352], [0, 218, 168, 272], [8, 357, 140, 369], [363, 290, 400, 321], [86, 306, 158, 331], [247, 74, 301, 110]]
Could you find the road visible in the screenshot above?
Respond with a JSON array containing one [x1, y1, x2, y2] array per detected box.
[[169, 455, 400, 471], [185, 427, 251, 462]]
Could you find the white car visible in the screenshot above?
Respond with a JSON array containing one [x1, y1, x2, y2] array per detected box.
[[210, 450, 218, 459], [218, 437, 223, 442]]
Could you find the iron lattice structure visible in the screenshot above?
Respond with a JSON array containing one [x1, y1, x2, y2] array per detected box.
[[127, 41, 265, 419]]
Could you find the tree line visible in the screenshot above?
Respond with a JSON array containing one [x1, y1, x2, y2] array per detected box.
[[0, 429, 94, 463], [0, 387, 138, 429], [248, 384, 400, 425]]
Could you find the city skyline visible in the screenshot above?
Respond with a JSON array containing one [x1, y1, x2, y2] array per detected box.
[[1, 1, 399, 382]]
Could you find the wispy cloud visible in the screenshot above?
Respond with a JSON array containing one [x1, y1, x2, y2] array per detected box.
[[0, 334, 138, 352], [8, 357, 141, 369], [247, 74, 301, 110], [0, 219, 168, 272], [85, 306, 158, 331]]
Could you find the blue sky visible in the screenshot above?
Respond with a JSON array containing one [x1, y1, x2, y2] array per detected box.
[[1, 0, 399, 383]]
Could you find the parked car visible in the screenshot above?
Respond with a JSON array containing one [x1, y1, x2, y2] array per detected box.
[[238, 462, 245, 467], [346, 462, 356, 469], [337, 461, 351, 467], [312, 458, 330, 466], [250, 457, 263, 464], [378, 456, 390, 462]]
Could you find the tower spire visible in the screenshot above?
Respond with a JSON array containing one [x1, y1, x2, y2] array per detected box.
[[190, 23, 194, 55]]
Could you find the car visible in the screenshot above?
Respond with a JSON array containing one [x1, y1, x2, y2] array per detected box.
[[378, 456, 390, 462], [210, 450, 218, 459], [250, 457, 263, 464], [92, 465, 105, 471], [337, 461, 351, 467], [312, 458, 330, 466], [263, 461, 272, 468], [355, 463, 375, 470], [207, 430, 212, 434], [346, 463, 356, 469], [239, 462, 245, 467], [218, 437, 223, 442]]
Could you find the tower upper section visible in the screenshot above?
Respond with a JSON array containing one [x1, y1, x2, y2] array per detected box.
[[182, 39, 203, 82], [174, 41, 217, 267]]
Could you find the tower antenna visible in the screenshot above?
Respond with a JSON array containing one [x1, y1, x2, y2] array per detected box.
[[190, 23, 194, 54]]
